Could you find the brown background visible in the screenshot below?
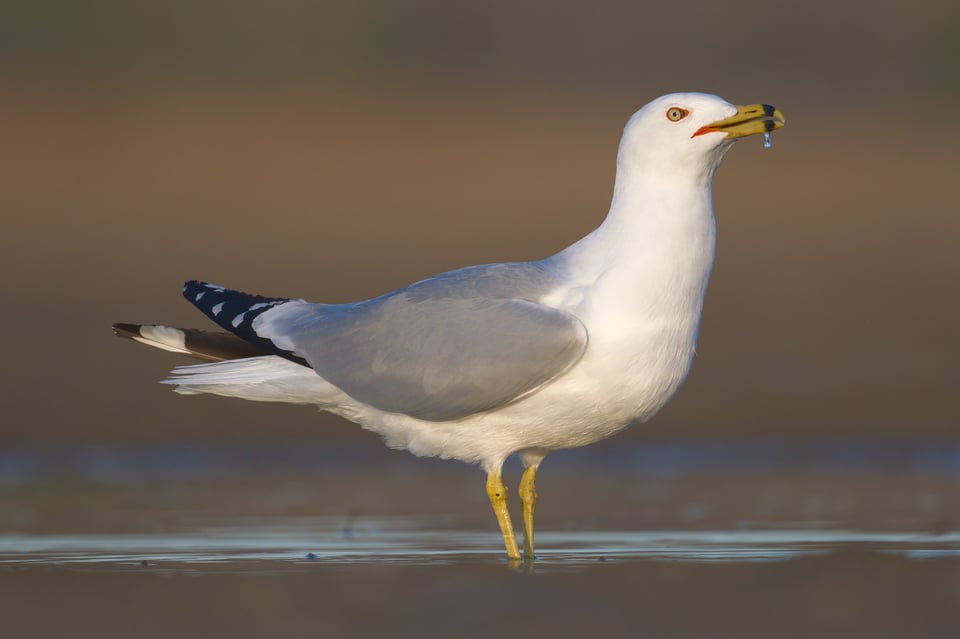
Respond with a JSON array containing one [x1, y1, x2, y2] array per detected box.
[[1, 0, 957, 446]]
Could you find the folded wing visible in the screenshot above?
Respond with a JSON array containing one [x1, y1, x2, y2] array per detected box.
[[254, 292, 587, 422]]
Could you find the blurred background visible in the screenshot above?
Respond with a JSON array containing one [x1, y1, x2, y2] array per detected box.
[[2, 4, 960, 635], [1, 0, 958, 527], [2, 0, 957, 443]]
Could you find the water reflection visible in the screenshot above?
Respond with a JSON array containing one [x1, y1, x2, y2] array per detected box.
[[3, 439, 959, 574], [3, 519, 960, 573]]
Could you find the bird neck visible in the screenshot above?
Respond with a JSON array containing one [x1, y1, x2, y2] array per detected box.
[[558, 163, 718, 284]]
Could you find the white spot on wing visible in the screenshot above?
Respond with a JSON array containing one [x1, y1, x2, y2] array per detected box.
[[212, 302, 224, 316], [195, 291, 206, 301], [232, 313, 246, 328]]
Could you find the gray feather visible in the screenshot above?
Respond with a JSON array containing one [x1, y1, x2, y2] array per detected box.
[[254, 262, 587, 421]]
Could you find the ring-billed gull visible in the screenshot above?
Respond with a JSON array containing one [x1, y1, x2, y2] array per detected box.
[[113, 92, 785, 562]]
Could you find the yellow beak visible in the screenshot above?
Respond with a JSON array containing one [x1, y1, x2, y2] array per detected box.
[[693, 104, 785, 139]]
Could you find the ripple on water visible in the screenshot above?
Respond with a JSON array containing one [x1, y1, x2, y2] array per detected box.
[[2, 520, 959, 573]]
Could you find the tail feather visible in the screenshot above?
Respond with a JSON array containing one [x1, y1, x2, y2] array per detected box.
[[112, 323, 267, 362], [163, 356, 332, 404]]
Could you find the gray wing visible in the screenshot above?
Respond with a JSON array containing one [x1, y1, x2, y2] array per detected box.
[[253, 263, 587, 421]]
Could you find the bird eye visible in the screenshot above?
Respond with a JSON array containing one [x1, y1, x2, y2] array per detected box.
[[666, 107, 689, 122]]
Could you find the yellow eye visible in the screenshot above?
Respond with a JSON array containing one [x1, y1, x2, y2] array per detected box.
[[666, 107, 689, 122]]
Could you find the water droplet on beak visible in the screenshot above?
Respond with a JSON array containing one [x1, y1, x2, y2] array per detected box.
[[763, 132, 772, 149]]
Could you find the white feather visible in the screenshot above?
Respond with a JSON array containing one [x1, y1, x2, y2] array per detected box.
[[164, 356, 336, 404], [131, 326, 189, 355], [158, 93, 752, 474]]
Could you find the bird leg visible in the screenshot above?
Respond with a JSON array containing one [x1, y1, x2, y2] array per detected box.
[[486, 471, 520, 560], [518, 465, 538, 560]]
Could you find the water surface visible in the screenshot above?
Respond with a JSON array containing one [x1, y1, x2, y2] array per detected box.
[[3, 440, 959, 637]]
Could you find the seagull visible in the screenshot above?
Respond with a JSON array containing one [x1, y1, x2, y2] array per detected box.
[[113, 93, 784, 562]]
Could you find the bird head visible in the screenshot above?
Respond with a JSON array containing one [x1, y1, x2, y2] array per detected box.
[[617, 93, 785, 180]]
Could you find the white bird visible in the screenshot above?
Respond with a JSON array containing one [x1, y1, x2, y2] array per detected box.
[[114, 93, 785, 562]]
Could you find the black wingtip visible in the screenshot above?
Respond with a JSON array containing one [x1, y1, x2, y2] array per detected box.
[[182, 279, 210, 295], [181, 280, 309, 367]]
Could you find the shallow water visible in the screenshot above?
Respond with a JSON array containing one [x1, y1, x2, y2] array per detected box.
[[4, 521, 960, 573], [3, 439, 959, 637]]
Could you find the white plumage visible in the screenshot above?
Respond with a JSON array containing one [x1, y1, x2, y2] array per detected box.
[[117, 92, 784, 561]]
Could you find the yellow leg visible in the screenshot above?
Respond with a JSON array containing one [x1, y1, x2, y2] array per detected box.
[[518, 465, 538, 560], [486, 471, 520, 560]]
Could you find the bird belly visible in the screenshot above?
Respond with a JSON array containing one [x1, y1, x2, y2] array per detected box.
[[507, 315, 698, 447], [342, 307, 700, 468]]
